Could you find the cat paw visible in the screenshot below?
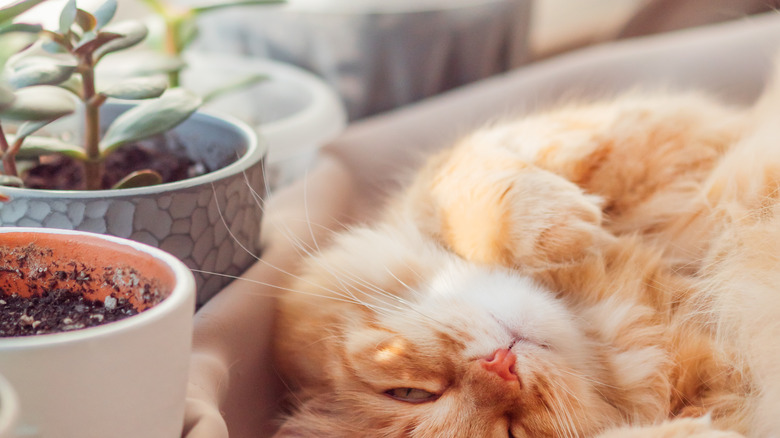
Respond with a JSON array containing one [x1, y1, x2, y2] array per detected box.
[[426, 156, 606, 270]]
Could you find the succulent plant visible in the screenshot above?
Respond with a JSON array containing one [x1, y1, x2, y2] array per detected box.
[[139, 0, 283, 89], [0, 0, 202, 192]]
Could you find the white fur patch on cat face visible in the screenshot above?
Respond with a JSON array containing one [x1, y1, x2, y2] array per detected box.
[[422, 261, 591, 365]]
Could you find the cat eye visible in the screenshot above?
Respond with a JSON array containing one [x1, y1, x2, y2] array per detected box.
[[384, 387, 439, 403]]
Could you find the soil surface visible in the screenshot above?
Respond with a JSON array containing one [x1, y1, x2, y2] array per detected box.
[[0, 289, 138, 337], [0, 244, 165, 338], [21, 136, 208, 190]]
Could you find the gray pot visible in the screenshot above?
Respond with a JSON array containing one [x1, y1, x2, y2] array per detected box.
[[0, 103, 267, 305]]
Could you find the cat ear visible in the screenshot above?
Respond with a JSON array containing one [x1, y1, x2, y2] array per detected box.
[[416, 153, 608, 270]]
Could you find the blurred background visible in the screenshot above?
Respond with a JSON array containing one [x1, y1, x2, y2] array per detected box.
[[8, 0, 779, 187], [106, 0, 778, 119]]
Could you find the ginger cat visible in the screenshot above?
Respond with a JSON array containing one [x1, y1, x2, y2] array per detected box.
[[272, 61, 780, 437]]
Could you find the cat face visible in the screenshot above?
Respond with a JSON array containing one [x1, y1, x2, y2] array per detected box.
[[276, 256, 624, 437]]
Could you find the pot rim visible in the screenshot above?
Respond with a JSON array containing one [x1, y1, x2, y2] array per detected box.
[[280, 0, 510, 15], [0, 106, 265, 199], [187, 54, 347, 165], [0, 227, 196, 349]]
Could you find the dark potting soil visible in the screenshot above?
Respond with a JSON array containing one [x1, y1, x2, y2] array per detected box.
[[0, 289, 138, 337], [21, 136, 209, 190]]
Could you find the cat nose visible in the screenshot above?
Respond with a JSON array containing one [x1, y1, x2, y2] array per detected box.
[[480, 348, 518, 382]]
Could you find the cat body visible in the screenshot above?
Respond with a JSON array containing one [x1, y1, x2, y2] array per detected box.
[[272, 66, 780, 436]]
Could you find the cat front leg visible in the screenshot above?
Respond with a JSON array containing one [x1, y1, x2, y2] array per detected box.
[[405, 146, 610, 271], [596, 417, 744, 438]]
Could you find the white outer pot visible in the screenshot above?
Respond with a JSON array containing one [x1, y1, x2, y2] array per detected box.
[[0, 228, 196, 438], [183, 53, 347, 189], [0, 373, 18, 438]]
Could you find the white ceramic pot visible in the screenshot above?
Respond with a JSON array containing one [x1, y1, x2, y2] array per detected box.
[[0, 228, 196, 438], [183, 53, 347, 189], [0, 373, 19, 438]]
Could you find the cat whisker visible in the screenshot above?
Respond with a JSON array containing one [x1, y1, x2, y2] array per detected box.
[[544, 385, 576, 438], [301, 258, 406, 314], [382, 266, 425, 301], [300, 250, 431, 318], [202, 168, 350, 303], [212, 181, 263, 262], [556, 368, 620, 391], [549, 378, 584, 438], [208, 162, 443, 323], [190, 269, 371, 306]]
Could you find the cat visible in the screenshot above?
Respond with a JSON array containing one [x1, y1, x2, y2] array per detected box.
[[270, 59, 780, 437]]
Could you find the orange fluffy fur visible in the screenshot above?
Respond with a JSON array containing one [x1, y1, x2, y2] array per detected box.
[[272, 64, 780, 437]]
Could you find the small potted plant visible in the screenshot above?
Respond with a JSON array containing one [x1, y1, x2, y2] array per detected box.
[[138, 0, 284, 89], [126, 0, 347, 189], [0, 0, 267, 304], [0, 227, 196, 438]]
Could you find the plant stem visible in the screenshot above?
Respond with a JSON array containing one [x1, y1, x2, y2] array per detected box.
[[0, 123, 8, 154], [80, 56, 103, 190], [0, 123, 16, 177], [164, 17, 182, 87], [2, 138, 24, 177]]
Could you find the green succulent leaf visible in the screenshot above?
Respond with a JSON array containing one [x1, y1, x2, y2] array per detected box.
[[59, 0, 77, 34], [13, 135, 86, 160], [177, 18, 198, 49], [93, 20, 148, 61], [137, 0, 166, 15], [75, 9, 97, 32], [10, 54, 77, 70], [0, 22, 42, 35], [0, 85, 76, 121], [78, 28, 97, 45], [15, 119, 55, 139], [7, 61, 77, 89], [42, 40, 67, 53], [40, 30, 70, 53], [100, 88, 201, 154], [0, 85, 15, 111], [113, 52, 185, 76], [100, 76, 168, 100], [93, 0, 117, 30], [191, 0, 286, 15], [0, 0, 48, 25], [58, 74, 83, 98], [0, 175, 24, 188], [202, 73, 269, 103], [0, 31, 39, 67], [111, 169, 163, 189], [74, 30, 121, 57]]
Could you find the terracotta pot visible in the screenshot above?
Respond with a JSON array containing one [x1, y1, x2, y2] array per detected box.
[[0, 228, 195, 438], [0, 103, 267, 305]]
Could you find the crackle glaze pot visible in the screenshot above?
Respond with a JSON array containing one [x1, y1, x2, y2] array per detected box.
[[0, 104, 267, 305]]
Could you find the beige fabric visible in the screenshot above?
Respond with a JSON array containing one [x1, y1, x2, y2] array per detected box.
[[183, 13, 780, 438], [618, 0, 780, 38]]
